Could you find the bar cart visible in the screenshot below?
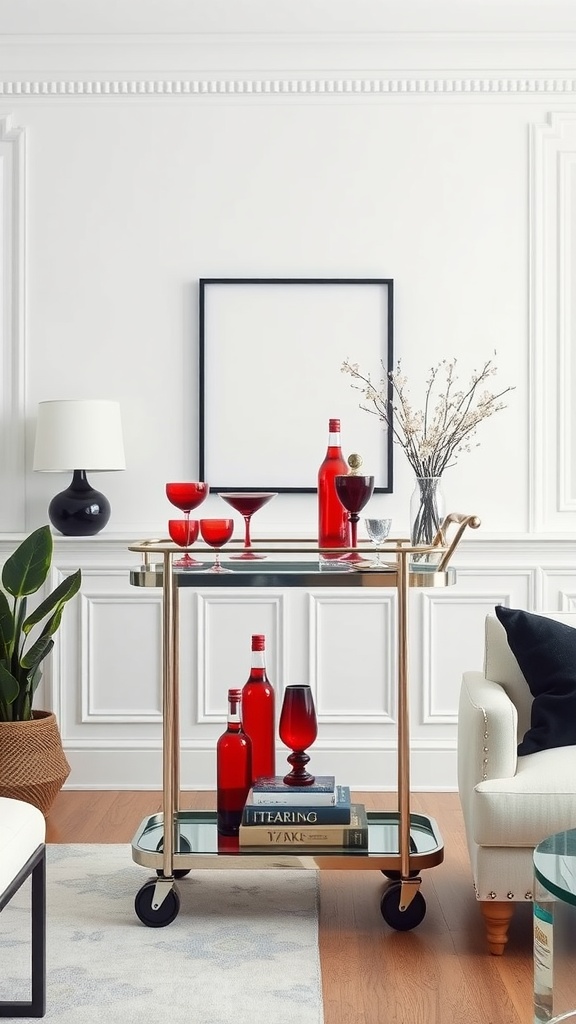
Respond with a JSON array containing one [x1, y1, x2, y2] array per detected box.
[[128, 513, 479, 929]]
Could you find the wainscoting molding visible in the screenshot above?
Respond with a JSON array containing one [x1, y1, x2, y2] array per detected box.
[[531, 112, 576, 531], [0, 116, 25, 533]]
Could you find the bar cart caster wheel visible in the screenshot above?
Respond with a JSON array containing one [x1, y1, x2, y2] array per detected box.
[[135, 879, 181, 927], [155, 835, 191, 879], [380, 882, 426, 931]]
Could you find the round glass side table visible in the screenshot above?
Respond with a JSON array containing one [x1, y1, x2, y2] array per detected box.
[[534, 829, 576, 1023]]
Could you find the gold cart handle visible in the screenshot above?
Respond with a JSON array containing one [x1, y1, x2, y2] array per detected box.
[[431, 513, 481, 571]]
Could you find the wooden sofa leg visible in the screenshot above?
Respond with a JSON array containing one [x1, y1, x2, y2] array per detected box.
[[479, 901, 515, 955]]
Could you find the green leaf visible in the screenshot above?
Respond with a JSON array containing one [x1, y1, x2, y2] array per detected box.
[[0, 590, 14, 658], [22, 569, 81, 635], [2, 525, 52, 598], [0, 663, 19, 706], [28, 666, 42, 701], [20, 634, 54, 674]]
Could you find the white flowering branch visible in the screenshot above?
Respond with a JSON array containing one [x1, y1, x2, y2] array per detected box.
[[341, 355, 514, 478]]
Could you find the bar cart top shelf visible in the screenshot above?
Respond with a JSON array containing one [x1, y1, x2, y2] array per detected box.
[[128, 513, 480, 589]]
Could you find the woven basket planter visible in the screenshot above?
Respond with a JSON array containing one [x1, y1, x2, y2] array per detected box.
[[0, 711, 70, 816]]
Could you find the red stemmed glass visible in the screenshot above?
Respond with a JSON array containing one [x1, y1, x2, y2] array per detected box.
[[168, 518, 201, 569], [335, 474, 375, 563], [166, 482, 209, 566], [218, 492, 278, 560], [279, 684, 318, 786], [199, 518, 235, 574]]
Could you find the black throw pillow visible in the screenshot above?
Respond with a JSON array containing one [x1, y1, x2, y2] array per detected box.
[[495, 605, 576, 756]]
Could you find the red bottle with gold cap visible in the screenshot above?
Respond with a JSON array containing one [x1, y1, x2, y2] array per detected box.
[[318, 417, 350, 554], [241, 634, 275, 782]]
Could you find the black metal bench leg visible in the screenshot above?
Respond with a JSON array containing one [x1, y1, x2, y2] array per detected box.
[[0, 844, 46, 1018], [30, 848, 46, 1017]]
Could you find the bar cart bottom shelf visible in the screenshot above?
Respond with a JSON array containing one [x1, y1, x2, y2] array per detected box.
[[131, 809, 444, 930]]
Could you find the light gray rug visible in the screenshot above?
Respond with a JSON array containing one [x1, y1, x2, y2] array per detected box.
[[0, 844, 323, 1023]]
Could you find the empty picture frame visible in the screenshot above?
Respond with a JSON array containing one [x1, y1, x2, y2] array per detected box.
[[198, 277, 394, 492]]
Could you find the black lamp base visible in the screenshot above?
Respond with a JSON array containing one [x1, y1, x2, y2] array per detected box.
[[48, 470, 111, 536]]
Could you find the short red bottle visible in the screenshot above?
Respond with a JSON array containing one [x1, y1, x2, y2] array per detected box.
[[318, 418, 350, 553], [242, 634, 275, 782], [216, 688, 252, 836]]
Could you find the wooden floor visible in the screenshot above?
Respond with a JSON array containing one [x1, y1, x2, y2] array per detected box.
[[45, 790, 534, 1024]]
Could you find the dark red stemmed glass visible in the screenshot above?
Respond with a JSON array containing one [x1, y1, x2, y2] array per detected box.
[[278, 684, 318, 786], [218, 492, 278, 560], [168, 518, 201, 569], [335, 471, 375, 564], [199, 518, 235, 573]]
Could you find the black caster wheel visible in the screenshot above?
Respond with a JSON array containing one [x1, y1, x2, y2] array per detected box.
[[134, 879, 181, 927], [155, 834, 191, 879], [380, 881, 426, 931]]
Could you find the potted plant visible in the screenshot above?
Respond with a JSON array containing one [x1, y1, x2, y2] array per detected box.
[[0, 524, 81, 814]]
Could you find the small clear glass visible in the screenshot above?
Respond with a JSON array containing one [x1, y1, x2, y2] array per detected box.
[[364, 518, 392, 566]]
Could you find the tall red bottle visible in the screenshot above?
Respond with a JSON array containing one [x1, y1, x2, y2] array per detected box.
[[242, 634, 275, 782], [216, 688, 252, 836], [317, 418, 350, 553]]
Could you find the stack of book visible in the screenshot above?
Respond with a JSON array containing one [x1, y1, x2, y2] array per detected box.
[[239, 775, 368, 851]]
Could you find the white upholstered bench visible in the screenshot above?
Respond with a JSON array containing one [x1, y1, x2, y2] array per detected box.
[[0, 797, 46, 1017]]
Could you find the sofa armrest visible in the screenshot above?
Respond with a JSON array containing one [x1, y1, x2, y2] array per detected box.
[[458, 671, 518, 794]]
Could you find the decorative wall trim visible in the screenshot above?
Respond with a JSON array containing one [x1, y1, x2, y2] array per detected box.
[[309, 593, 395, 723], [0, 116, 25, 532], [2, 77, 576, 97], [530, 112, 576, 531], [81, 593, 163, 723]]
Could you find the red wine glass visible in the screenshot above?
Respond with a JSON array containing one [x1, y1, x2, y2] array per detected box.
[[168, 518, 201, 569], [199, 518, 235, 573], [278, 684, 318, 786], [166, 482, 209, 566], [218, 492, 278, 560], [335, 474, 375, 563]]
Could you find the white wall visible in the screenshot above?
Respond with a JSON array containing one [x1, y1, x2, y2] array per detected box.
[[1, 0, 576, 791]]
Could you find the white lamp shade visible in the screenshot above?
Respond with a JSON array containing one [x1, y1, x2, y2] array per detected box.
[[33, 400, 126, 472]]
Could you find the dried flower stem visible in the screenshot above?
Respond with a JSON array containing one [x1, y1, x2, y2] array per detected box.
[[341, 356, 514, 478]]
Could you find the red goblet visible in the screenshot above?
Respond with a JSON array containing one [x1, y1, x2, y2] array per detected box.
[[166, 482, 209, 567], [168, 518, 201, 569], [199, 518, 235, 574], [218, 492, 278, 560], [279, 684, 318, 786], [335, 474, 375, 563]]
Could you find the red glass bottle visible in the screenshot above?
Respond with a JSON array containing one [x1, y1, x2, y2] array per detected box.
[[242, 634, 275, 782], [216, 688, 252, 836], [318, 418, 351, 553]]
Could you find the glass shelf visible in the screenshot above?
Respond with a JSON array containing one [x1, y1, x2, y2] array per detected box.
[[130, 559, 456, 590], [131, 809, 444, 873]]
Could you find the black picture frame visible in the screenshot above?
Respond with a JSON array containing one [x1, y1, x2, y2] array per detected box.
[[198, 277, 394, 493]]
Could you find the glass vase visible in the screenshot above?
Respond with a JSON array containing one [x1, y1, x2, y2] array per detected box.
[[410, 476, 444, 562]]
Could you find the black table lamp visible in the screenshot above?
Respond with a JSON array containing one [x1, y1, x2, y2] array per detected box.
[[33, 399, 126, 536]]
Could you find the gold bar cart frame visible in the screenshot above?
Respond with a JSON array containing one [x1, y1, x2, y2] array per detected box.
[[127, 513, 479, 913]]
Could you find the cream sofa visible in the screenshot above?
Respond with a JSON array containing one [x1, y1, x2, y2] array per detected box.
[[458, 610, 576, 954]]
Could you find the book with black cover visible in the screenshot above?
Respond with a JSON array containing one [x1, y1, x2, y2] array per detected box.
[[239, 802, 368, 848], [242, 785, 351, 825]]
